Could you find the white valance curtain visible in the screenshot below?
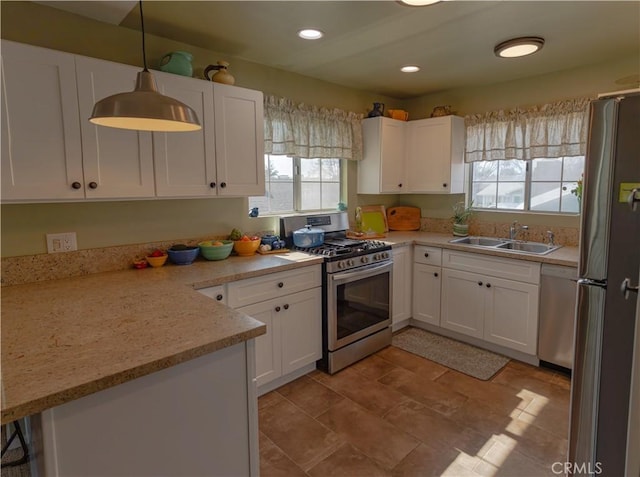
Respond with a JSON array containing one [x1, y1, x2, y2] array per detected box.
[[465, 97, 591, 162], [263, 95, 364, 160]]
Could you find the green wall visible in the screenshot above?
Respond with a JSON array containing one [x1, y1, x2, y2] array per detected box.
[[2, 1, 637, 256]]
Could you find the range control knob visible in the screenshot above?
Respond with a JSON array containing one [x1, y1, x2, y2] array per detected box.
[[337, 261, 344, 269], [347, 259, 354, 267], [361, 256, 369, 264]]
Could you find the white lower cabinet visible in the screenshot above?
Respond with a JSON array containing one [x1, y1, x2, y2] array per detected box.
[[413, 264, 442, 326], [392, 245, 412, 328], [441, 251, 540, 355], [227, 265, 322, 390]]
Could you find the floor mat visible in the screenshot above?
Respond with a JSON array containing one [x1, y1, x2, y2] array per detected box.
[[392, 327, 510, 380]]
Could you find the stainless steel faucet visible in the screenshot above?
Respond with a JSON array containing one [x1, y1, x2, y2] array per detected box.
[[509, 221, 529, 240], [547, 230, 555, 246]]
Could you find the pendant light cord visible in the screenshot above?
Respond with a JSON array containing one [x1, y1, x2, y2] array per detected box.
[[139, 0, 149, 72]]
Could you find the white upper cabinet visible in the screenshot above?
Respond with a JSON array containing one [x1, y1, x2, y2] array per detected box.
[[152, 71, 217, 197], [213, 83, 265, 197], [75, 56, 155, 199], [1, 41, 84, 201], [358, 115, 465, 195], [405, 116, 465, 194], [1, 41, 265, 202], [358, 117, 406, 194]]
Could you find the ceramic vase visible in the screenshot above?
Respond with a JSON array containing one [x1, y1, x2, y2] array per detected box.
[[367, 102, 385, 118]]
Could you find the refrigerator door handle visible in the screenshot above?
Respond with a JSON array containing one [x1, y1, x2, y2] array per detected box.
[[578, 278, 608, 288], [621, 277, 639, 300], [628, 187, 639, 212]]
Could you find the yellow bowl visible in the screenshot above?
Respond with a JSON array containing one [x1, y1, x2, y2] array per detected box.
[[146, 254, 168, 267], [233, 239, 260, 256]]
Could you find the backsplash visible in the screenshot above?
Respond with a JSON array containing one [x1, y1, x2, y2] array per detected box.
[[419, 217, 579, 247], [1, 231, 273, 287]]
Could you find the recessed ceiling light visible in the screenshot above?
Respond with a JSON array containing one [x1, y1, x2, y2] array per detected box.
[[298, 29, 324, 40], [494, 37, 545, 58], [401, 65, 420, 73], [399, 0, 442, 5]]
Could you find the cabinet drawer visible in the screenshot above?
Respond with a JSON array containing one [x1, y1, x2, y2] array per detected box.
[[196, 285, 227, 305], [414, 246, 442, 266], [227, 265, 322, 308], [442, 250, 540, 285]]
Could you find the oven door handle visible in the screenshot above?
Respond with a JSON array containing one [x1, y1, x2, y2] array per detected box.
[[330, 261, 392, 283]]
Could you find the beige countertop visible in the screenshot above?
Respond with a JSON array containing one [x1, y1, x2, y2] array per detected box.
[[1, 233, 575, 424], [382, 231, 579, 267], [0, 252, 323, 424]]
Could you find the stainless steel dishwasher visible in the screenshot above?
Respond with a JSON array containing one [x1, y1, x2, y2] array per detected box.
[[538, 263, 578, 371]]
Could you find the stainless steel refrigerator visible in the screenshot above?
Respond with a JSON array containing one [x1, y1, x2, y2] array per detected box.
[[569, 90, 640, 476]]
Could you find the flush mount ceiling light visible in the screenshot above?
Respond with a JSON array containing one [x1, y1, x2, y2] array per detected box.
[[89, 1, 201, 132], [494, 37, 545, 58], [399, 0, 442, 5], [401, 65, 421, 73], [298, 29, 324, 40]]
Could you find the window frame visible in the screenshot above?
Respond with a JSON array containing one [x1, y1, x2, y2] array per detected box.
[[469, 156, 584, 214], [251, 155, 343, 216]]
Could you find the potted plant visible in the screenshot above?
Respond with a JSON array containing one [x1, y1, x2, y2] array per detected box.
[[452, 200, 473, 236]]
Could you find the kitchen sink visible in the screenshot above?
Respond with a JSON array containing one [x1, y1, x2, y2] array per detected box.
[[496, 241, 560, 254], [449, 236, 561, 255], [449, 236, 506, 247]]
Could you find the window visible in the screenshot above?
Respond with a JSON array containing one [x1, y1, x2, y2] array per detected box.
[[249, 155, 342, 215], [471, 156, 584, 213]]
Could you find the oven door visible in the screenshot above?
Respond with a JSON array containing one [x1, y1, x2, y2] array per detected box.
[[327, 260, 392, 351]]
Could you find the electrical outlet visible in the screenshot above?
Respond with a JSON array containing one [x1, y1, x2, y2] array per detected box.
[[46, 232, 78, 253]]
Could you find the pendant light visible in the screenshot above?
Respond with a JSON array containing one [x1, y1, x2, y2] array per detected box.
[[89, 1, 201, 132]]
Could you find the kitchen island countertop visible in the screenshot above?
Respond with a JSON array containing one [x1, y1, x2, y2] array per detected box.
[[0, 252, 323, 424]]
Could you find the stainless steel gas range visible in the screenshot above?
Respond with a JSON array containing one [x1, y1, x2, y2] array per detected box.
[[281, 212, 393, 374]]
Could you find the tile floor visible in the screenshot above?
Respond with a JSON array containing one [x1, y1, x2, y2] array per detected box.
[[259, 344, 571, 477]]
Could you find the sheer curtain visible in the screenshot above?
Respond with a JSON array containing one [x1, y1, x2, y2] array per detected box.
[[465, 97, 591, 162], [263, 95, 363, 160]]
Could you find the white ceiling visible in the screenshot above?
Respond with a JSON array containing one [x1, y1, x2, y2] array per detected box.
[[39, 1, 640, 99]]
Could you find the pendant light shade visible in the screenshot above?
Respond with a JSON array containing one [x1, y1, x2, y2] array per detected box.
[[90, 70, 201, 132], [89, 1, 201, 132]]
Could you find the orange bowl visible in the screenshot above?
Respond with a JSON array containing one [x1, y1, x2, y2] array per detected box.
[[233, 239, 260, 256]]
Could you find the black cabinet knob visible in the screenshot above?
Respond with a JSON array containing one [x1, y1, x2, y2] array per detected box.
[[275, 306, 281, 312], [443, 183, 448, 188], [210, 182, 216, 188], [398, 183, 403, 188], [486, 283, 491, 288], [71, 181, 82, 190], [478, 281, 483, 286], [220, 182, 227, 188], [277, 282, 284, 288], [88, 181, 98, 189], [434, 272, 439, 277], [424, 252, 429, 258], [284, 304, 289, 310], [216, 294, 223, 301]]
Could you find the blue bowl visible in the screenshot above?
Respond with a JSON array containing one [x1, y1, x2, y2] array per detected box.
[[167, 246, 199, 265]]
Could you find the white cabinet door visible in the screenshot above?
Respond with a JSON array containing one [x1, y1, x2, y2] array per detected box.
[[412, 263, 442, 326], [441, 268, 485, 338], [392, 246, 412, 326], [405, 116, 465, 194], [359, 117, 406, 194], [483, 275, 539, 354], [1, 41, 84, 201], [213, 83, 265, 196], [75, 57, 155, 199], [153, 72, 217, 197], [237, 299, 281, 387], [280, 288, 322, 375]]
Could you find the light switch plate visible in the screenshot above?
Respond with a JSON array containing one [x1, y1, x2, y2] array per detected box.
[[46, 232, 78, 253]]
